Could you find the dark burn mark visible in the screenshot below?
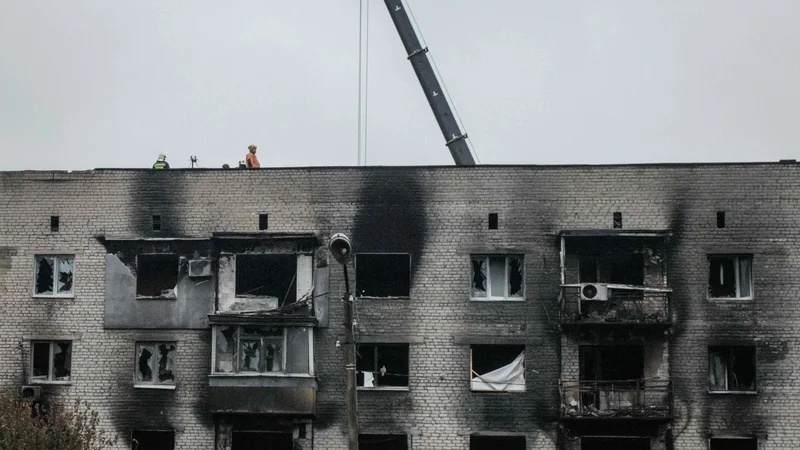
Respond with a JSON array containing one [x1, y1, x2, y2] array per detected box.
[[130, 171, 189, 237]]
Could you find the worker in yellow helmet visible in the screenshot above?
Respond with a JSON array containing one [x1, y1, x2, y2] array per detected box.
[[152, 154, 170, 169]]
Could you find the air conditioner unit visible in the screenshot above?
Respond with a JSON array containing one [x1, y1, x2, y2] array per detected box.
[[20, 385, 41, 402], [580, 283, 609, 301], [188, 259, 212, 278]]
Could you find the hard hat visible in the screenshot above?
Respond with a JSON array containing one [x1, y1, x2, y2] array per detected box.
[[158, 154, 167, 160], [248, 144, 257, 150]]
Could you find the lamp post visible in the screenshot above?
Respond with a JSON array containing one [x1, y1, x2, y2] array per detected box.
[[329, 233, 359, 450]]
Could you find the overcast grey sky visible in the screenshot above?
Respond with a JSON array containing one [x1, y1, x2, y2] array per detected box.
[[1, 1, 799, 170]]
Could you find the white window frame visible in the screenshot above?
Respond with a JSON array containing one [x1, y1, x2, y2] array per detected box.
[[708, 346, 757, 393], [30, 340, 72, 384], [708, 255, 753, 300], [134, 341, 177, 389], [211, 326, 295, 376], [470, 255, 525, 301], [33, 254, 75, 298]]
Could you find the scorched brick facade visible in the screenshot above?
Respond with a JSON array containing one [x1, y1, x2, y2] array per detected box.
[[0, 163, 797, 449]]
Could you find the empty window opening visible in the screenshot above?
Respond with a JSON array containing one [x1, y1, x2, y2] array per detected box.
[[259, 213, 269, 231], [235, 254, 297, 304], [710, 438, 757, 450], [359, 434, 408, 450], [131, 430, 175, 450], [214, 326, 285, 374], [488, 213, 499, 230], [136, 254, 179, 298], [136, 342, 176, 386], [355, 254, 411, 297], [34, 255, 74, 296], [613, 212, 623, 228], [580, 345, 644, 382], [31, 341, 72, 382], [152, 215, 161, 232], [709, 346, 756, 392], [717, 211, 726, 228], [357, 344, 409, 388], [50, 216, 59, 232], [471, 255, 524, 299], [232, 431, 292, 450], [470, 344, 525, 392], [708, 255, 752, 298], [471, 435, 525, 450], [581, 437, 650, 450]]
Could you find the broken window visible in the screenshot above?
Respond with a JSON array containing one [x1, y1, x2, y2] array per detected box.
[[709, 346, 756, 392], [357, 344, 409, 388], [581, 437, 650, 450], [470, 435, 525, 450], [580, 345, 644, 382], [232, 432, 292, 450], [470, 345, 525, 392], [355, 254, 411, 297], [135, 342, 176, 386], [131, 430, 175, 450], [709, 255, 752, 298], [710, 438, 757, 450], [359, 434, 408, 450], [34, 255, 74, 296], [31, 341, 72, 382], [212, 326, 286, 374], [471, 255, 524, 299], [136, 254, 179, 298], [235, 254, 297, 304]]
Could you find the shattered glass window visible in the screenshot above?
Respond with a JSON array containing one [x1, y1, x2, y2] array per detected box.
[[31, 342, 51, 379], [709, 346, 756, 392], [240, 340, 261, 372], [157, 344, 176, 382], [213, 326, 287, 374], [35, 255, 74, 296], [709, 255, 753, 299], [30, 341, 71, 382], [471, 255, 524, 300], [215, 327, 237, 373], [136, 342, 176, 385]]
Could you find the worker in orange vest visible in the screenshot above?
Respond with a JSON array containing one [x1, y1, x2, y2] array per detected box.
[[246, 145, 260, 168]]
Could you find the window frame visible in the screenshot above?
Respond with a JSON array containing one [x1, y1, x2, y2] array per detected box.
[[708, 254, 754, 300], [354, 253, 412, 298], [356, 343, 410, 391], [134, 341, 177, 389], [708, 346, 757, 394], [470, 254, 525, 301], [211, 326, 291, 376], [30, 340, 72, 384], [32, 254, 75, 298]]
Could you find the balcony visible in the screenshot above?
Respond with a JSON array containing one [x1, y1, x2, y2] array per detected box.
[[560, 379, 671, 419], [560, 285, 671, 326]]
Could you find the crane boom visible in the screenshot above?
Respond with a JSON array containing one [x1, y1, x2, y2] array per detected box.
[[383, 0, 476, 166]]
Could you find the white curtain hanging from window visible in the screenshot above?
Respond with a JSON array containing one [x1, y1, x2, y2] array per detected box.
[[471, 352, 525, 392]]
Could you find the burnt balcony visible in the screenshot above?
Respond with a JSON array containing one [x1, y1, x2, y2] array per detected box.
[[560, 379, 671, 420], [560, 285, 671, 326]]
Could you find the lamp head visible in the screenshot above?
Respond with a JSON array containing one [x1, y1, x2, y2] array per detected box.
[[329, 233, 352, 265]]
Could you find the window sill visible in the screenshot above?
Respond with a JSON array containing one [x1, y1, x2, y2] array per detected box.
[[708, 390, 757, 395], [357, 386, 409, 392], [209, 373, 314, 378], [28, 380, 72, 385], [32, 295, 74, 300], [136, 296, 177, 301], [357, 296, 410, 300], [471, 389, 526, 393], [470, 298, 525, 302], [134, 384, 176, 390], [708, 297, 754, 302]]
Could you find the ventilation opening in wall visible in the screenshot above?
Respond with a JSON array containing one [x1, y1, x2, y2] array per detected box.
[[152, 215, 162, 232], [50, 216, 59, 233], [488, 213, 498, 230], [259, 214, 269, 231], [717, 211, 726, 228], [613, 212, 622, 229]]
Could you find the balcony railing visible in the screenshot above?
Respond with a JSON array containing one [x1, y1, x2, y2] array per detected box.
[[560, 285, 671, 325], [560, 379, 671, 419]]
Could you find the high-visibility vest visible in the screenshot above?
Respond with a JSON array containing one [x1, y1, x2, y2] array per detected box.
[[153, 161, 169, 169]]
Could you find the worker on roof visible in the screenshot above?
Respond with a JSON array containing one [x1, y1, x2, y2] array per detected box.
[[246, 144, 260, 168], [152, 154, 170, 169]]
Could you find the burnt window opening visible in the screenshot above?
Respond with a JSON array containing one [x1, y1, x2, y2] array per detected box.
[[471, 255, 524, 299], [131, 430, 175, 450], [259, 213, 269, 231], [710, 438, 757, 450], [136, 254, 179, 298], [709, 346, 756, 392], [470, 344, 525, 392], [359, 434, 408, 450], [232, 432, 292, 450], [578, 255, 644, 286], [613, 212, 623, 228], [357, 343, 409, 388], [717, 211, 726, 228], [355, 254, 411, 297], [235, 254, 297, 304], [213, 326, 285, 374], [34, 255, 74, 296], [31, 341, 72, 382], [488, 213, 499, 230], [708, 255, 752, 299], [152, 215, 161, 232], [581, 437, 650, 450], [580, 345, 644, 382], [470, 435, 526, 450], [136, 342, 176, 385], [50, 216, 59, 232]]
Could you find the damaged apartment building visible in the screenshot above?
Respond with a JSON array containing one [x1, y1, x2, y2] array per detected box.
[[1, 162, 800, 449]]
